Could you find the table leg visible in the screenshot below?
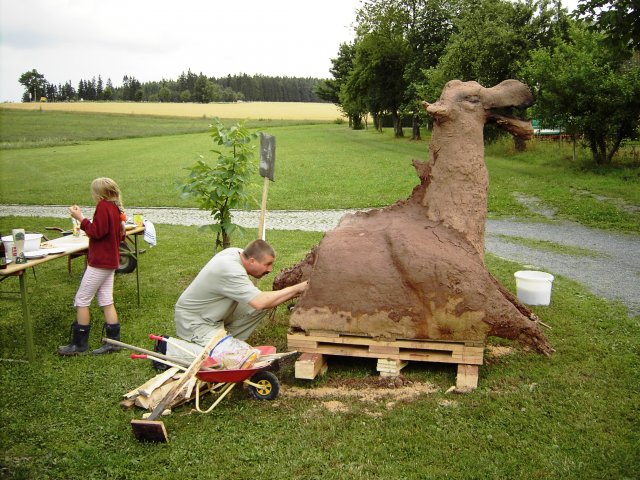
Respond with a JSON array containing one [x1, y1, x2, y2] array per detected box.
[[18, 272, 35, 362], [134, 235, 140, 306]]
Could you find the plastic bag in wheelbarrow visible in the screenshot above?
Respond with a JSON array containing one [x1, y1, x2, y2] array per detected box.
[[208, 335, 261, 370]]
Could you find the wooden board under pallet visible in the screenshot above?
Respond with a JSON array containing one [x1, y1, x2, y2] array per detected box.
[[287, 331, 484, 391]]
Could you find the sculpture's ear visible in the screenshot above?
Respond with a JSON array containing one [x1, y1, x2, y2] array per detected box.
[[443, 79, 464, 92], [480, 79, 533, 109]]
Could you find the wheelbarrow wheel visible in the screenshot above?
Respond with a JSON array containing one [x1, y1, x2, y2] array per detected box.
[[247, 371, 280, 401], [116, 241, 137, 274]]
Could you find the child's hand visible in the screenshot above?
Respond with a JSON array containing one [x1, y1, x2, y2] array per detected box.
[[69, 204, 84, 221]]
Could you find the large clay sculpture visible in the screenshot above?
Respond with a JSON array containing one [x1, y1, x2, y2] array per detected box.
[[274, 79, 552, 355]]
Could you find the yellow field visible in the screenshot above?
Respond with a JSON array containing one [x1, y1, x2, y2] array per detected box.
[[1, 101, 345, 120]]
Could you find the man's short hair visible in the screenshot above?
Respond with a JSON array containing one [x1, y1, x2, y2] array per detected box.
[[243, 239, 275, 261]]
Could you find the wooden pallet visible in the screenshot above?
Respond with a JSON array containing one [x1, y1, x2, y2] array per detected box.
[[288, 331, 484, 391]]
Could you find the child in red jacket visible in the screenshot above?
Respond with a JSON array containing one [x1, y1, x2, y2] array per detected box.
[[59, 177, 126, 355]]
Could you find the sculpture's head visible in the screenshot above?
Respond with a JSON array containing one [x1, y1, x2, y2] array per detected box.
[[422, 79, 534, 138]]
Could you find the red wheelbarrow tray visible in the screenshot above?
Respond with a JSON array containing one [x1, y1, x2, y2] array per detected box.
[[195, 345, 276, 383]]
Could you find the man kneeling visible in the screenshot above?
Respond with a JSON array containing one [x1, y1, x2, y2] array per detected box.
[[159, 239, 308, 365]]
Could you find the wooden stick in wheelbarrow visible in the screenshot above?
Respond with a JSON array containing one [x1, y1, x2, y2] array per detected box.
[[149, 334, 197, 359], [130, 353, 186, 371], [103, 338, 195, 370], [129, 331, 225, 443]]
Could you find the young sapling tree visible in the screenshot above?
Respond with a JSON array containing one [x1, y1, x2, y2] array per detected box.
[[179, 118, 259, 251]]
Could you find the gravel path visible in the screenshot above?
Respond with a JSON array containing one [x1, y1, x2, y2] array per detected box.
[[3, 204, 639, 316]]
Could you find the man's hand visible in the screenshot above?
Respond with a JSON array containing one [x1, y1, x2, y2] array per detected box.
[[295, 280, 309, 294], [249, 280, 309, 311]]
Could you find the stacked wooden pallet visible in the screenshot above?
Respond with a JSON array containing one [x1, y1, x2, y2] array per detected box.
[[287, 330, 484, 391]]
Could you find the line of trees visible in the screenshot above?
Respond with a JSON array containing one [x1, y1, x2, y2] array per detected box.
[[317, 0, 639, 165], [17, 70, 326, 104]]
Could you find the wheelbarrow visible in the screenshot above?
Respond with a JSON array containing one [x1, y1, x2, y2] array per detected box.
[[106, 337, 296, 442], [110, 338, 293, 414], [192, 345, 283, 413]]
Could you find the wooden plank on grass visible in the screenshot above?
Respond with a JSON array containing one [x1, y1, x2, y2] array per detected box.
[[123, 367, 180, 399], [119, 397, 137, 410], [138, 367, 181, 397]]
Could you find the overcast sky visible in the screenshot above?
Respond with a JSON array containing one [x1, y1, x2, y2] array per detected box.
[[0, 0, 579, 103], [0, 0, 361, 102]]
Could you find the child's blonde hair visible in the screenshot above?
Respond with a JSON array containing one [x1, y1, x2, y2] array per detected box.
[[91, 177, 123, 211]]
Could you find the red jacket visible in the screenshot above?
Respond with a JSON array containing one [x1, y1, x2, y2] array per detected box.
[[80, 200, 122, 269]]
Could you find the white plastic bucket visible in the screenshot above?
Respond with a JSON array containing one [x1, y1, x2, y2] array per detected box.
[[514, 270, 554, 306]]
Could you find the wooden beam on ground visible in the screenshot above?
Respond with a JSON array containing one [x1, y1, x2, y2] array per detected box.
[[294, 353, 327, 380], [376, 358, 408, 377], [455, 364, 479, 392]]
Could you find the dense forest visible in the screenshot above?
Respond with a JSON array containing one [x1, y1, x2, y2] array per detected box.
[[18, 70, 326, 103]]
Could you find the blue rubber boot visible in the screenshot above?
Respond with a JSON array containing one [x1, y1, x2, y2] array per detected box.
[[58, 322, 91, 356]]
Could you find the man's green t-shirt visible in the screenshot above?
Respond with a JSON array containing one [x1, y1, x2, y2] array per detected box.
[[174, 248, 261, 342]]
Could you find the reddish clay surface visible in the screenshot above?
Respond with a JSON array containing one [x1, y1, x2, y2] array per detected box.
[[274, 80, 552, 355]]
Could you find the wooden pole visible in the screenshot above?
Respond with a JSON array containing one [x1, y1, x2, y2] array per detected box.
[[258, 177, 270, 241]]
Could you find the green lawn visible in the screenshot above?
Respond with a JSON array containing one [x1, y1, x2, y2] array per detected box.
[[486, 139, 640, 231], [1, 217, 638, 479], [0, 108, 325, 149], [1, 110, 638, 231], [0, 121, 424, 211], [0, 110, 638, 479]]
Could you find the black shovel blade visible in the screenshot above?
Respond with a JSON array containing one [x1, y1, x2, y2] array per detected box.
[[131, 419, 168, 443]]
